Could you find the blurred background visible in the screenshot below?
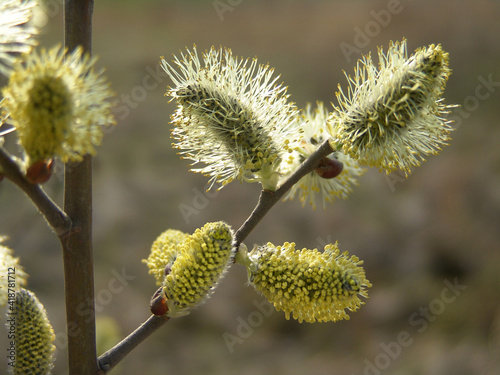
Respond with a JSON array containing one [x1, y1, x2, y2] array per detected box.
[[1, 0, 499, 374]]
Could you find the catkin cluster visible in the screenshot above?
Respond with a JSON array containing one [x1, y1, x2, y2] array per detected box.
[[163, 40, 455, 207]]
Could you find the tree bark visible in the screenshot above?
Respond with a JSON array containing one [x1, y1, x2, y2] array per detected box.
[[62, 1, 97, 373]]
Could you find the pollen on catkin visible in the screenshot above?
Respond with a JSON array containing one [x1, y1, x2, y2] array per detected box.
[[282, 102, 365, 209], [161, 46, 301, 191], [245, 242, 371, 323], [13, 288, 56, 375], [1, 45, 115, 166], [142, 229, 190, 286], [159, 221, 234, 317], [332, 39, 455, 175]]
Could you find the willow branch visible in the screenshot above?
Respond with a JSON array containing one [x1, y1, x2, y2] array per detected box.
[[97, 316, 170, 374], [93, 140, 333, 372], [63, 1, 97, 374], [234, 140, 334, 248], [0, 146, 72, 236]]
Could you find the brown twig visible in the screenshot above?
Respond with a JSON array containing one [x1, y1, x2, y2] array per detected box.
[[92, 140, 334, 372], [0, 146, 72, 236], [62, 1, 97, 374], [97, 315, 170, 374], [233, 139, 334, 248]]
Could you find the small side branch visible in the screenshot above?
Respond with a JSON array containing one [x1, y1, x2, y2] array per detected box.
[[0, 146, 72, 236], [234, 140, 333, 247], [95, 141, 332, 372], [97, 315, 170, 374]]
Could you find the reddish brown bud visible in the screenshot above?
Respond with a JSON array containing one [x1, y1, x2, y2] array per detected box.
[[315, 157, 343, 179], [26, 159, 54, 184], [150, 287, 168, 316]]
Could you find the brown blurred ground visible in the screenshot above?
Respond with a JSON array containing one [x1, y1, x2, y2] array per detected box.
[[1, 0, 499, 374]]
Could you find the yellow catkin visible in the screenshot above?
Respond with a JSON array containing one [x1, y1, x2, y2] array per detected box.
[[332, 39, 454, 175], [13, 289, 55, 375], [161, 46, 301, 191], [145, 222, 234, 318], [248, 242, 371, 323], [282, 102, 365, 209], [1, 45, 115, 165], [142, 229, 189, 286]]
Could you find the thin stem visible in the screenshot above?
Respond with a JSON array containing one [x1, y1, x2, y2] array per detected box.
[[233, 139, 333, 248], [61, 156, 97, 375], [97, 316, 170, 374], [0, 146, 72, 236], [93, 140, 333, 372], [63, 1, 97, 374]]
